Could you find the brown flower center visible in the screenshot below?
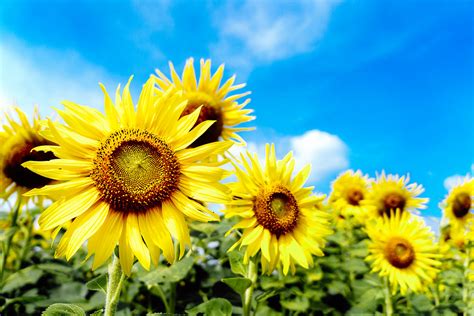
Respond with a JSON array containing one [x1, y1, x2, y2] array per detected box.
[[381, 193, 406, 217], [91, 129, 180, 212], [452, 192, 471, 218], [254, 185, 299, 236], [181, 100, 223, 147], [3, 140, 56, 189], [347, 188, 364, 206], [384, 237, 415, 269]]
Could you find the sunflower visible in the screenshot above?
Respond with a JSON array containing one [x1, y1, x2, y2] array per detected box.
[[23, 77, 232, 275], [363, 172, 428, 218], [0, 107, 56, 203], [224, 144, 332, 275], [328, 170, 371, 222], [366, 210, 441, 294], [441, 176, 473, 227], [154, 58, 254, 146]]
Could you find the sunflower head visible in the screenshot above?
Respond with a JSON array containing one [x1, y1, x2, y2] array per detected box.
[[363, 172, 428, 218], [24, 77, 232, 275], [154, 58, 255, 146], [441, 176, 473, 226], [328, 170, 371, 223], [0, 107, 56, 203], [366, 210, 441, 295], [224, 144, 332, 275]]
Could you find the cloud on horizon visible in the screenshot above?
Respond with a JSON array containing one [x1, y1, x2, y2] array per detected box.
[[443, 164, 474, 190]]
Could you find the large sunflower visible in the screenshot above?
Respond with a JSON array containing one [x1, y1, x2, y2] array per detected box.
[[224, 144, 332, 275], [441, 176, 473, 227], [366, 210, 441, 294], [23, 77, 231, 275], [0, 107, 56, 203], [154, 58, 254, 146], [328, 170, 371, 222], [363, 172, 428, 218]]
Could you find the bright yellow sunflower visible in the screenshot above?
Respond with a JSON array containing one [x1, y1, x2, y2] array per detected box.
[[224, 144, 332, 275], [328, 170, 371, 222], [154, 58, 254, 146], [366, 210, 441, 295], [441, 177, 473, 227], [0, 107, 56, 203], [23, 77, 232, 275], [363, 172, 428, 218]]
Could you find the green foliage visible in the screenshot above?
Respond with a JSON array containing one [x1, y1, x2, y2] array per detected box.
[[186, 298, 233, 316], [42, 303, 86, 316]]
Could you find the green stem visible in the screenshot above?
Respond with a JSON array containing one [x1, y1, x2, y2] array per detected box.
[[104, 255, 125, 316], [243, 258, 258, 316], [0, 197, 22, 283], [463, 248, 471, 316], [17, 214, 34, 270], [152, 284, 170, 312], [383, 277, 393, 316]]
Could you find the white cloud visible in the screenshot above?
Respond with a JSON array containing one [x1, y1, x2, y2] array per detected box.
[[443, 164, 474, 190], [210, 0, 341, 74], [227, 129, 348, 184], [289, 130, 348, 183], [0, 36, 118, 117]]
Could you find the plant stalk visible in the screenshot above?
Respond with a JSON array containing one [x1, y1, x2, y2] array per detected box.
[[104, 255, 125, 316], [243, 258, 258, 316], [0, 197, 22, 283], [383, 277, 393, 316]]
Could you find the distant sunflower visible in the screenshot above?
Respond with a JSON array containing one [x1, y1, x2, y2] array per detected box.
[[328, 170, 371, 222], [441, 177, 473, 227], [154, 58, 254, 146], [364, 172, 428, 218], [224, 144, 332, 275], [366, 210, 441, 294], [24, 77, 231, 275], [0, 107, 56, 203]]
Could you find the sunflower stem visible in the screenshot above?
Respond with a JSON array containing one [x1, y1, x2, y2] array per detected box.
[[0, 196, 22, 284], [243, 257, 257, 316], [104, 255, 125, 316], [383, 277, 393, 316], [17, 210, 35, 270], [462, 246, 472, 316]]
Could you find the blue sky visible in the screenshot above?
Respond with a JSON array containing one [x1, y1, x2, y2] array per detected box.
[[0, 0, 472, 217]]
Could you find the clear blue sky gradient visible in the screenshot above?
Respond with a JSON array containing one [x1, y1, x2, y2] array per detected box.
[[1, 0, 472, 217]]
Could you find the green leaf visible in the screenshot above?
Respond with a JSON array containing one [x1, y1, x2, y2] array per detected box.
[[222, 277, 252, 297], [42, 303, 86, 316], [140, 256, 194, 285], [190, 222, 218, 236], [255, 289, 280, 302], [37, 263, 73, 274], [411, 294, 433, 312], [89, 309, 103, 316], [0, 265, 43, 293], [86, 274, 107, 294], [227, 251, 247, 277], [281, 296, 309, 312], [186, 298, 233, 316], [342, 258, 369, 274], [327, 280, 350, 296]]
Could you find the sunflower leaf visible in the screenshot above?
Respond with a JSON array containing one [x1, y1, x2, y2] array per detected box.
[[42, 303, 86, 316], [86, 275, 107, 294], [222, 277, 252, 297], [186, 298, 233, 316]]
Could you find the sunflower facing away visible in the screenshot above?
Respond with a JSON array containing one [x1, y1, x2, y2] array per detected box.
[[363, 172, 428, 218], [441, 176, 473, 227], [328, 170, 371, 222], [224, 144, 332, 275], [154, 58, 254, 146], [366, 210, 441, 294], [0, 107, 56, 203], [23, 77, 232, 275]]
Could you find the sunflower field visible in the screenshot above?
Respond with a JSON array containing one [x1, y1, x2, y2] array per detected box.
[[0, 59, 473, 316]]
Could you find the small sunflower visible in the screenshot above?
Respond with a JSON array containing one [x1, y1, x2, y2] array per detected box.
[[328, 170, 371, 222], [366, 211, 441, 294], [441, 176, 473, 227], [364, 172, 428, 218], [154, 58, 254, 146], [24, 77, 231, 275], [0, 107, 56, 203], [224, 144, 332, 275]]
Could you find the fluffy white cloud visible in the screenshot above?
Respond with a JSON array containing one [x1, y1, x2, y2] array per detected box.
[[211, 0, 341, 74], [443, 164, 474, 190], [289, 130, 348, 183], [0, 36, 118, 117]]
